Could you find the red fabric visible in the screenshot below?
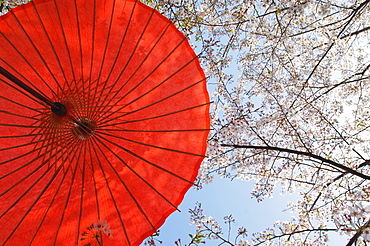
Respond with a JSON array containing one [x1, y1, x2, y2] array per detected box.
[[0, 0, 209, 245]]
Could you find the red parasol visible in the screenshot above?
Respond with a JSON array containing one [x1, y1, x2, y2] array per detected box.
[[0, 0, 210, 245]]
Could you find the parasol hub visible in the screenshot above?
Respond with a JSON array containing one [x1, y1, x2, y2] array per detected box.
[[71, 117, 97, 140]]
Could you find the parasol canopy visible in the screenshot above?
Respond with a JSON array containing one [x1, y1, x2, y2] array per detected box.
[[0, 0, 210, 245]]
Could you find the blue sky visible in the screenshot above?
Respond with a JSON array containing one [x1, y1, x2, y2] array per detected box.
[[141, 176, 349, 245]]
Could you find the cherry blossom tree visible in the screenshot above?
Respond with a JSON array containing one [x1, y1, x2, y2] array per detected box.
[[2, 0, 370, 244], [141, 0, 370, 244]]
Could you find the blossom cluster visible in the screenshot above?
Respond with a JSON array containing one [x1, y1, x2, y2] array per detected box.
[[80, 220, 113, 246], [333, 203, 370, 241], [92, 220, 113, 238]]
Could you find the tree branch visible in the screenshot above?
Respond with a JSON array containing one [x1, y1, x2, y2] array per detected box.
[[346, 219, 370, 246], [253, 228, 337, 246], [221, 145, 370, 180], [340, 26, 370, 39]]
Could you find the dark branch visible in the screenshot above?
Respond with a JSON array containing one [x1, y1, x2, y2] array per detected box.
[[221, 144, 370, 180], [340, 26, 370, 39], [346, 219, 370, 246]]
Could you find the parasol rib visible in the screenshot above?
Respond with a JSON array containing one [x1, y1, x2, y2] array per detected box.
[[29, 165, 72, 245], [90, 141, 131, 245], [0, 133, 50, 139], [98, 77, 207, 126], [97, 35, 189, 123], [98, 7, 159, 105], [0, 129, 78, 184], [5, 5, 63, 94], [102, 128, 211, 133], [52, 0, 77, 86], [95, 133, 196, 185], [0, 137, 80, 217], [99, 102, 210, 128], [0, 138, 49, 156], [5, 5, 64, 94], [73, 142, 86, 246], [2, 161, 66, 245], [98, 130, 206, 157], [93, 138, 158, 233], [86, 140, 101, 220], [95, 0, 137, 90], [0, 109, 41, 120], [97, 53, 205, 127], [0, 93, 43, 114], [93, 134, 181, 212], [53, 150, 82, 246], [30, 0, 67, 91], [95, 76, 208, 129], [95, 0, 129, 82]]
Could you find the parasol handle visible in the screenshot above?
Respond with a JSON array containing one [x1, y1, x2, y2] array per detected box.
[[0, 66, 67, 117]]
